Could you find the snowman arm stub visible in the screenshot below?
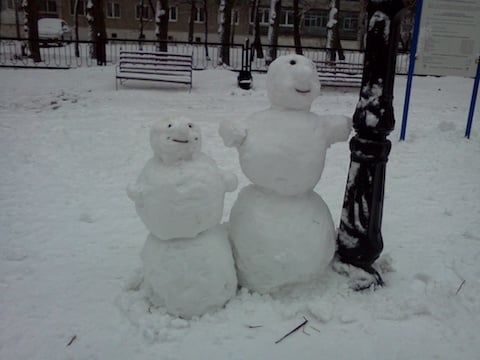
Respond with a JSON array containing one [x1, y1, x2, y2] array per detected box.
[[221, 171, 238, 192], [126, 182, 145, 206], [321, 115, 353, 147], [219, 119, 247, 148]]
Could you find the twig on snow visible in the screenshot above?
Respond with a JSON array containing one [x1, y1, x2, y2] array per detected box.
[[455, 279, 466, 295], [246, 325, 263, 329], [275, 317, 308, 344], [67, 335, 77, 347], [309, 326, 321, 333]]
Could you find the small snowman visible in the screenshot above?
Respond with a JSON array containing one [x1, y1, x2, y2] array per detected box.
[[220, 54, 352, 294], [128, 116, 238, 318]]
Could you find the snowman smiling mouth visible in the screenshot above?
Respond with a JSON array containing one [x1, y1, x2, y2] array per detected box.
[[172, 138, 189, 143], [295, 88, 311, 94]]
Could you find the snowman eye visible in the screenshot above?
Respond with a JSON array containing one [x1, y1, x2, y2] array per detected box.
[[188, 123, 193, 128], [290, 60, 296, 65], [194, 137, 198, 141], [168, 124, 172, 128]]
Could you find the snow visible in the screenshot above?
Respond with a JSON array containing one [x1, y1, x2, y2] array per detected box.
[[141, 226, 237, 319], [1, 65, 480, 359], [230, 185, 336, 294], [369, 10, 391, 43]]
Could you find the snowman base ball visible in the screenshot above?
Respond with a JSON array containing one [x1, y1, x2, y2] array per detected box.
[[141, 225, 238, 319], [229, 185, 336, 294]]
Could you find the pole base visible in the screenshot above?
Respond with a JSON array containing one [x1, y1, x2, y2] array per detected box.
[[332, 257, 384, 291]]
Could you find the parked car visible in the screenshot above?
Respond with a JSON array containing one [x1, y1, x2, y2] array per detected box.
[[38, 18, 73, 45]]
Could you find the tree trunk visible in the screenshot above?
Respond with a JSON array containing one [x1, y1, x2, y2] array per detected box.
[[22, 0, 41, 62], [188, 1, 195, 43], [293, 0, 302, 55], [251, 0, 263, 60], [204, 0, 209, 58], [218, 0, 233, 65], [86, 0, 107, 64], [326, 0, 345, 62], [74, 0, 80, 56], [266, 0, 281, 65], [138, 0, 145, 50], [153, 0, 169, 51], [357, 0, 367, 51], [15, 0, 21, 38]]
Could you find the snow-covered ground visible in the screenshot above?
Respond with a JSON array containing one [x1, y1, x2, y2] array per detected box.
[[0, 66, 479, 360]]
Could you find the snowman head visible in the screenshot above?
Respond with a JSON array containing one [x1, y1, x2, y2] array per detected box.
[[150, 116, 202, 165], [266, 54, 321, 111]]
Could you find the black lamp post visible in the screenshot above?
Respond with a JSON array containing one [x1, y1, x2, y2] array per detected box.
[[335, 0, 408, 287]]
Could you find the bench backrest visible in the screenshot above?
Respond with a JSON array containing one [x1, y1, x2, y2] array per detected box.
[[118, 50, 192, 72]]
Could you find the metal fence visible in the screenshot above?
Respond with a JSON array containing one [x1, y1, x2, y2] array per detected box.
[[0, 37, 410, 75]]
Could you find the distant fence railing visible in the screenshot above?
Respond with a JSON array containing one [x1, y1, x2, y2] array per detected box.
[[0, 37, 410, 75]]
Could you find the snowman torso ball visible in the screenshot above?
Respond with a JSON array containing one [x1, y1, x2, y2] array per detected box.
[[128, 117, 238, 240], [219, 54, 351, 196]]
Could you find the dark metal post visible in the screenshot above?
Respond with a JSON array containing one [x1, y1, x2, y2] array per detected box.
[[238, 38, 252, 90], [336, 0, 407, 285]]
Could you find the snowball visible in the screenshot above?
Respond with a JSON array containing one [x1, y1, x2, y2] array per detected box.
[[229, 185, 336, 294], [128, 117, 237, 239], [218, 119, 247, 148], [235, 109, 349, 195], [129, 153, 236, 240], [141, 225, 238, 319], [266, 54, 320, 111], [150, 116, 201, 166]]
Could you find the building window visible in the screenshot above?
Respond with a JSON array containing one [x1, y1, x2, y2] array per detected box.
[[280, 10, 293, 27], [194, 5, 205, 23], [169, 6, 177, 22], [304, 10, 328, 29], [40, 0, 57, 13], [250, 8, 270, 25], [7, 0, 15, 9], [70, 0, 86, 15], [107, 1, 120, 19], [135, 4, 151, 20], [342, 13, 358, 30], [231, 9, 239, 25]]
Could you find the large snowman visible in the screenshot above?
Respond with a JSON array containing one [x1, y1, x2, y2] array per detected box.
[[220, 54, 352, 294], [128, 116, 238, 318]]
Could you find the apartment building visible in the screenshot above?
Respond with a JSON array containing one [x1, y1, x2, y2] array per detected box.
[[0, 0, 363, 48]]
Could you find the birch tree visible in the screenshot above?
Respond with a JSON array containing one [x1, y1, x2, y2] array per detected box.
[[86, 0, 107, 63], [138, 0, 145, 50], [293, 0, 302, 55], [218, 0, 233, 65], [266, 0, 281, 65], [357, 0, 367, 51], [74, 0, 81, 56], [325, 0, 344, 62], [154, 0, 169, 52], [399, 1, 415, 51], [21, 0, 41, 62], [203, 0, 209, 59], [250, 0, 264, 60]]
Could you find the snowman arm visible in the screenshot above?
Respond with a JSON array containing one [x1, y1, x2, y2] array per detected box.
[[222, 171, 238, 192], [219, 120, 247, 148], [126, 182, 144, 204], [324, 115, 352, 146]]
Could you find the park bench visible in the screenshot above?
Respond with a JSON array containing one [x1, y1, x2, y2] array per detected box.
[[315, 60, 363, 87], [115, 50, 193, 91]]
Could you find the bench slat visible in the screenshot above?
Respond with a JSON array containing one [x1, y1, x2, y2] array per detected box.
[[116, 50, 192, 91]]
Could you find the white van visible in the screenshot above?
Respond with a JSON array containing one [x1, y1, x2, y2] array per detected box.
[[38, 18, 73, 45]]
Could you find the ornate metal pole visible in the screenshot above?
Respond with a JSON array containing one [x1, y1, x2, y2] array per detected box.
[[336, 0, 407, 287]]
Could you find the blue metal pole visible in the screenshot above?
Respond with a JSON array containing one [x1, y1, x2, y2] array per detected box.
[[400, 0, 424, 141], [465, 57, 480, 139]]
